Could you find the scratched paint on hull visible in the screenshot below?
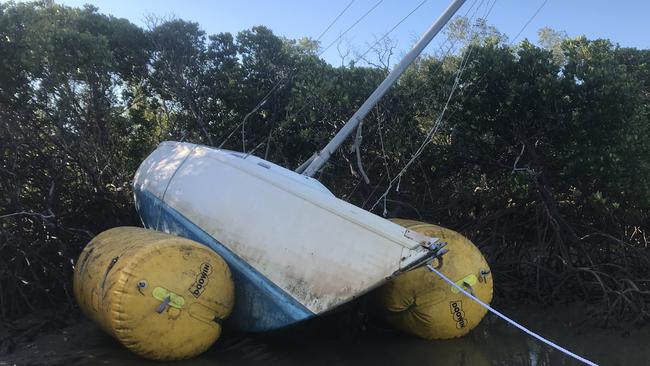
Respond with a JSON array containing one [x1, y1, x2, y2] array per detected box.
[[134, 188, 314, 332]]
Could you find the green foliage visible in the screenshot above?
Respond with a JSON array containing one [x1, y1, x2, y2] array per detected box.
[[1, 2, 648, 322], [0, 1, 151, 318]]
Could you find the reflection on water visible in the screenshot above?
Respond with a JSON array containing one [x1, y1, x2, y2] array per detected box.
[[10, 304, 649, 366]]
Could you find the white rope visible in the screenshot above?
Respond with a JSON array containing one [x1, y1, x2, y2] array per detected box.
[[426, 264, 599, 366]]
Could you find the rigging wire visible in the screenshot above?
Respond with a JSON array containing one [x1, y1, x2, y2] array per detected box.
[[247, 0, 482, 163], [341, 0, 483, 206], [216, 0, 372, 149], [349, 0, 430, 184], [342, 0, 483, 210], [319, 0, 385, 57], [382, 0, 487, 104], [380, 0, 552, 163], [245, 0, 437, 159], [343, 0, 487, 208], [314, 0, 357, 42], [511, 0, 549, 43], [287, 0, 479, 153], [355, 0, 428, 63], [311, 0, 482, 207], [427, 0, 553, 125], [369, 0, 494, 211], [376, 113, 391, 215], [368, 0, 551, 212], [380, 0, 551, 144]]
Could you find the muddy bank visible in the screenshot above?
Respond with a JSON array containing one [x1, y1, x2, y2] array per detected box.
[[1, 303, 648, 366]]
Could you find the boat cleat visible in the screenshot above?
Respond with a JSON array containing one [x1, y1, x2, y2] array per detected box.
[[399, 229, 450, 272]]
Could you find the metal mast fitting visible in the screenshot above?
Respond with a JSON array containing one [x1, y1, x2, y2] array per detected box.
[[299, 0, 467, 177]]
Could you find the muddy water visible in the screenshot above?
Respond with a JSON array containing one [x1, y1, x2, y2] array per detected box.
[[4, 304, 648, 366]]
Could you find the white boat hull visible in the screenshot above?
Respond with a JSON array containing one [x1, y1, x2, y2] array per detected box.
[[134, 142, 434, 331]]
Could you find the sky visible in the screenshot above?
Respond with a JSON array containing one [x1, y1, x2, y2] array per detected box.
[[55, 0, 650, 66]]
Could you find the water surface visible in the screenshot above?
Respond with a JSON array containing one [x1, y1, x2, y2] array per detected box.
[[4, 304, 646, 366]]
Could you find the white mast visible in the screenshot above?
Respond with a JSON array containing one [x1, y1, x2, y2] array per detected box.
[[298, 0, 467, 177]]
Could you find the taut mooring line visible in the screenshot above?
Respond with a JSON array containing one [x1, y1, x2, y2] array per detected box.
[[426, 264, 599, 366]]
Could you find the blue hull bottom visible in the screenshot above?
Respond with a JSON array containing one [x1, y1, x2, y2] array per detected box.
[[134, 189, 314, 332]]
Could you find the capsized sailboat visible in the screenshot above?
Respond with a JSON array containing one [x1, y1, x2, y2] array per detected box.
[[78, 0, 600, 363], [134, 0, 466, 332], [134, 142, 446, 331]]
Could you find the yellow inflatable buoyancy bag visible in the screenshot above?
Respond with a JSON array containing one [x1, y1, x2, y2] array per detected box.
[[73, 227, 234, 361], [373, 219, 493, 340]]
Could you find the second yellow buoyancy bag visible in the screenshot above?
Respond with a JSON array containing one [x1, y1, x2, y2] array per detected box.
[[73, 227, 234, 361], [373, 219, 493, 339]]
